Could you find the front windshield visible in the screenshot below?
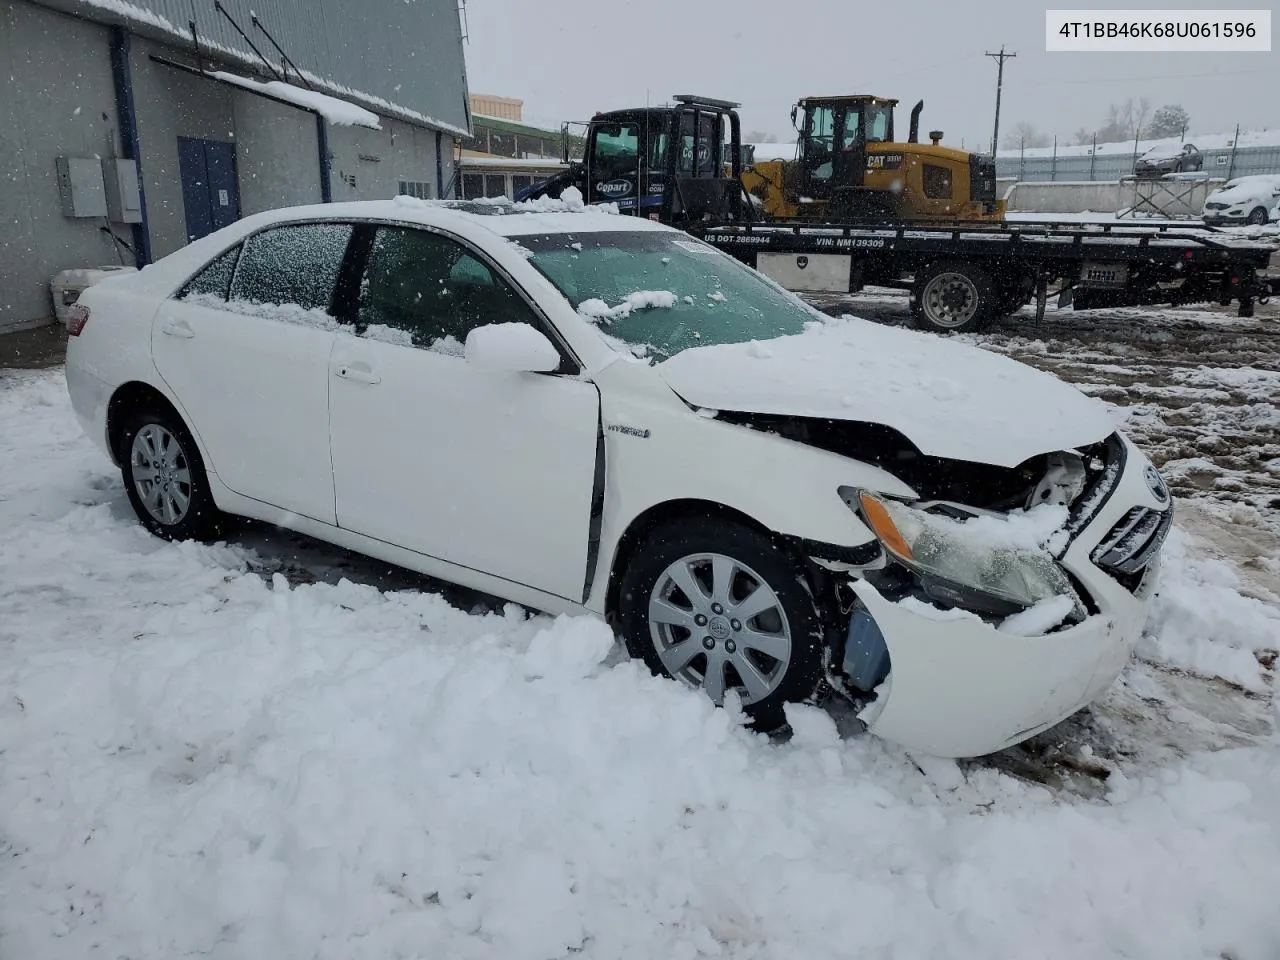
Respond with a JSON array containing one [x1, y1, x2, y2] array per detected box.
[[518, 230, 817, 360], [591, 123, 640, 180]]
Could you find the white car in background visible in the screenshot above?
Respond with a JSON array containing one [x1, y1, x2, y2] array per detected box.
[[1202, 175, 1280, 226], [63, 196, 1173, 758]]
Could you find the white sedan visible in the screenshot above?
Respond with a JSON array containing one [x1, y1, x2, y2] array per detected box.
[[1202, 175, 1280, 226], [64, 196, 1172, 758]]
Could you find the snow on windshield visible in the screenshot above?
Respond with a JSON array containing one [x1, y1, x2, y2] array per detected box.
[[578, 290, 678, 323], [520, 231, 815, 359]]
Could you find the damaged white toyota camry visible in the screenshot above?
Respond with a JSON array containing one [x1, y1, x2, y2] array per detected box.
[[64, 195, 1172, 758]]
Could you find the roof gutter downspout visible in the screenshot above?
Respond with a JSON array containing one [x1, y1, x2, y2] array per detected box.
[[436, 130, 444, 199], [316, 114, 333, 202], [109, 26, 152, 266]]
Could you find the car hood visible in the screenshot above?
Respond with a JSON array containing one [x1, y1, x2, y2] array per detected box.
[[1209, 178, 1280, 204], [656, 316, 1117, 469]]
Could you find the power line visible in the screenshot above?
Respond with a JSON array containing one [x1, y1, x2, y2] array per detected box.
[[985, 46, 1016, 156]]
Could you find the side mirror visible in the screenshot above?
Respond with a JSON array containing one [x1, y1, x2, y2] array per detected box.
[[790, 104, 799, 131], [464, 323, 562, 373]]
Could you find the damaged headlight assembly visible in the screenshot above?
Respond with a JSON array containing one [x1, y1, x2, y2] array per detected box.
[[843, 488, 1086, 623]]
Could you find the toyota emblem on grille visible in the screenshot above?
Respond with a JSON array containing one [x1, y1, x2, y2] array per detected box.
[[1144, 464, 1168, 502]]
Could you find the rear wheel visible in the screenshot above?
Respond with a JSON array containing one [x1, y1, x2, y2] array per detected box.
[[910, 260, 995, 333], [617, 519, 826, 731], [1247, 206, 1269, 226], [119, 409, 223, 542]]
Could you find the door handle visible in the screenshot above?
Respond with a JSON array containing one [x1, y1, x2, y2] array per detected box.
[[331, 360, 381, 384], [161, 319, 195, 339]]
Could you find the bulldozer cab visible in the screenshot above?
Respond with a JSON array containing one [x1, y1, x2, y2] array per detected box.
[[581, 95, 748, 224], [792, 96, 898, 214]]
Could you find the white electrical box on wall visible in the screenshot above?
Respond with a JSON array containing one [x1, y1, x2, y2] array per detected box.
[[55, 157, 108, 218], [102, 158, 142, 223]]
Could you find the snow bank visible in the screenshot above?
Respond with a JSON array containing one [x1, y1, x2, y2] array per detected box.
[[1142, 527, 1280, 693], [4, 370, 1280, 960], [998, 127, 1280, 160], [210, 72, 382, 129]]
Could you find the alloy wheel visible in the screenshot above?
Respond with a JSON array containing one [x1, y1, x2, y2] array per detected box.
[[647, 552, 793, 706], [130, 423, 193, 525]]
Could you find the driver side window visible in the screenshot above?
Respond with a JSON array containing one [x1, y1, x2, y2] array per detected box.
[[356, 226, 542, 357]]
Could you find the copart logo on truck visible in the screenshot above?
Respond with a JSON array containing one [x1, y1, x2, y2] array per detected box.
[[596, 179, 633, 198]]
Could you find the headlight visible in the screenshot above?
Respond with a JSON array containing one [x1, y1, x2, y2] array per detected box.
[[854, 491, 1084, 620]]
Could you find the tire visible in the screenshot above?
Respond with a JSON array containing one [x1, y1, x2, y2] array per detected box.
[[119, 408, 224, 542], [617, 518, 826, 731], [1247, 207, 1269, 226], [909, 260, 995, 333]]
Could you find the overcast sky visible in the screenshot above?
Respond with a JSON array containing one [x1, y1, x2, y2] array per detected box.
[[460, 0, 1278, 149]]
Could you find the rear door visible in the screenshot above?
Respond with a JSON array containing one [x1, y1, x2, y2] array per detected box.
[[327, 224, 601, 601], [151, 221, 356, 524]]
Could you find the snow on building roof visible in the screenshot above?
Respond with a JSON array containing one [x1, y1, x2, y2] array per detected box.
[[457, 156, 569, 169], [209, 72, 381, 129]]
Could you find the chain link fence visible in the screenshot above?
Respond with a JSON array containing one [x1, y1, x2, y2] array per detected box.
[[996, 143, 1280, 182]]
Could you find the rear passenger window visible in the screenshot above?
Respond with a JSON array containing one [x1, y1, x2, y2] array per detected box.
[[178, 244, 241, 301], [229, 223, 353, 314]]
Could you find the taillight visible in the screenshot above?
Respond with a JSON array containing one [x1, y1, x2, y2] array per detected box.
[[66, 303, 90, 336]]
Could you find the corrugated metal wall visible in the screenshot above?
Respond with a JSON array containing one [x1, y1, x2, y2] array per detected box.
[[997, 145, 1280, 182], [42, 0, 469, 134]]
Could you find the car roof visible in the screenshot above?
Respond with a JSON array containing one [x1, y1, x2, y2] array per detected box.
[[226, 197, 677, 240]]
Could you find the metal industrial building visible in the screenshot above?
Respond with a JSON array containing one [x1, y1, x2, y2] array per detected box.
[[0, 0, 471, 332]]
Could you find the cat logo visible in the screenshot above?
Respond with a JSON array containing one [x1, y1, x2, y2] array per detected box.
[[796, 255, 809, 269]]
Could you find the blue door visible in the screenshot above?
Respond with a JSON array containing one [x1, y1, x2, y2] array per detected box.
[[178, 137, 240, 243]]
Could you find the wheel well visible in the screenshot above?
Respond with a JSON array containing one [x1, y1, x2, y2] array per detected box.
[[106, 381, 185, 465], [603, 499, 777, 621]]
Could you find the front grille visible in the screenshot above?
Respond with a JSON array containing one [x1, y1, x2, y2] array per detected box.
[[1091, 505, 1173, 589], [1205, 202, 1229, 211]]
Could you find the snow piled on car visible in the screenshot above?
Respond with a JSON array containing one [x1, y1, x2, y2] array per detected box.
[[1, 367, 1279, 959]]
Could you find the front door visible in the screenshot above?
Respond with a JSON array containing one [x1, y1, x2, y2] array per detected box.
[[151, 221, 355, 524], [328, 224, 601, 601], [178, 137, 241, 243]]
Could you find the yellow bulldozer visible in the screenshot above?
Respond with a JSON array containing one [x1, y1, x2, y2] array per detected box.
[[741, 95, 1006, 222]]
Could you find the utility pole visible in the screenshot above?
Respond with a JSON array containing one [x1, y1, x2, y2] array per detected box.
[[986, 46, 1016, 157]]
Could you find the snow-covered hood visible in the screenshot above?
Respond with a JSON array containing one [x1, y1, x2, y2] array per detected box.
[[1207, 178, 1280, 206], [657, 317, 1117, 469]]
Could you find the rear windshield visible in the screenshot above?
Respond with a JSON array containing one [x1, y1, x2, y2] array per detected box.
[[516, 230, 816, 359]]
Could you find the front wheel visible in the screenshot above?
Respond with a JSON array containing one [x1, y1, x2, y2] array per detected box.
[[1247, 206, 1269, 226], [617, 519, 826, 731], [910, 260, 995, 333]]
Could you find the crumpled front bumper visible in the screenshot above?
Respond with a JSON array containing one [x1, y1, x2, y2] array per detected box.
[[849, 434, 1169, 759], [851, 576, 1150, 758]]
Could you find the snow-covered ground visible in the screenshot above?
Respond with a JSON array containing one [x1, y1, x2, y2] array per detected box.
[[2, 318, 1279, 957]]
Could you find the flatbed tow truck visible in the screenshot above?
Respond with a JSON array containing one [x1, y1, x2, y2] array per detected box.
[[521, 94, 1278, 333]]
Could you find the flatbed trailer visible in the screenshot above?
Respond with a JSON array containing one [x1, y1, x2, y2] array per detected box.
[[682, 215, 1278, 332]]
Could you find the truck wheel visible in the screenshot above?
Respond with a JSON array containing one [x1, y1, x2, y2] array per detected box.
[[910, 260, 995, 333]]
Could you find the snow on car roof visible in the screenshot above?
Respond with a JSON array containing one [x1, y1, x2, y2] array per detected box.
[[227, 193, 678, 239]]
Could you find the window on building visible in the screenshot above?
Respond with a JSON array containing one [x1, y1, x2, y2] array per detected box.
[[461, 173, 484, 199], [511, 175, 534, 196], [397, 180, 434, 200], [484, 174, 507, 198], [922, 164, 954, 199], [356, 226, 542, 354], [229, 223, 353, 313], [177, 243, 242, 301]]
